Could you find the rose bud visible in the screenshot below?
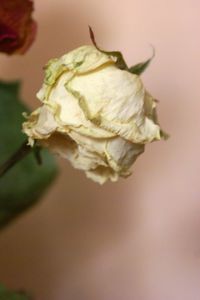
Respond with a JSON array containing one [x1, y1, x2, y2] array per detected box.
[[23, 45, 166, 184], [0, 0, 37, 55]]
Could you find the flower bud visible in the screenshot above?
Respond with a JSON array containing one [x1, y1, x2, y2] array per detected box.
[[23, 45, 165, 184]]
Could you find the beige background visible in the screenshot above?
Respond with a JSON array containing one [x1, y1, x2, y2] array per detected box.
[[0, 0, 200, 299]]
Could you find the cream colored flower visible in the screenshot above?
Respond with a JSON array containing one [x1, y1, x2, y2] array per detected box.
[[23, 45, 165, 184]]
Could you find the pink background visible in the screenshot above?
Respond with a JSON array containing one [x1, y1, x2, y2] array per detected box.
[[0, 0, 200, 299]]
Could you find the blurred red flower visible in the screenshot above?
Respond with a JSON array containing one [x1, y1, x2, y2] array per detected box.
[[0, 0, 37, 55]]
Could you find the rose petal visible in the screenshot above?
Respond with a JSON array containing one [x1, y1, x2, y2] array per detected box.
[[0, 0, 37, 55], [67, 64, 161, 143], [44, 72, 116, 138]]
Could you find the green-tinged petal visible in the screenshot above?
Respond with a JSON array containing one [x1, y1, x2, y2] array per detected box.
[[61, 45, 115, 73], [39, 45, 114, 103], [44, 58, 68, 86]]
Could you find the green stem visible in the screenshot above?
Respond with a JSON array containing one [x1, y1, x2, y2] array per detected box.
[[0, 141, 32, 178]]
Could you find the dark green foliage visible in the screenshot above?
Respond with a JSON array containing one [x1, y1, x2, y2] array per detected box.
[[0, 285, 30, 300], [0, 81, 58, 228]]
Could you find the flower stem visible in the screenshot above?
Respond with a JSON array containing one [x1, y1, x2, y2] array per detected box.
[[0, 140, 32, 178]]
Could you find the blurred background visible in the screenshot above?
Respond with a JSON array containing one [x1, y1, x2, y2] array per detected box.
[[0, 0, 200, 299]]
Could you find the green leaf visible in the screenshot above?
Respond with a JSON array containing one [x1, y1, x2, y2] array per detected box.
[[0, 284, 30, 300], [129, 47, 155, 75], [89, 26, 128, 70], [0, 81, 58, 228]]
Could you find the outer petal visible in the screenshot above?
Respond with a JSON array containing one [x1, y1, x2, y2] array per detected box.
[[84, 136, 144, 184], [61, 45, 116, 74], [23, 105, 58, 143], [43, 72, 116, 139], [106, 137, 144, 174], [64, 131, 144, 183], [69, 132, 144, 174], [40, 45, 115, 100], [86, 167, 119, 184], [67, 64, 161, 143], [40, 132, 109, 180]]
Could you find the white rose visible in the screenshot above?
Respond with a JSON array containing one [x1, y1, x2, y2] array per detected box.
[[23, 45, 165, 184]]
